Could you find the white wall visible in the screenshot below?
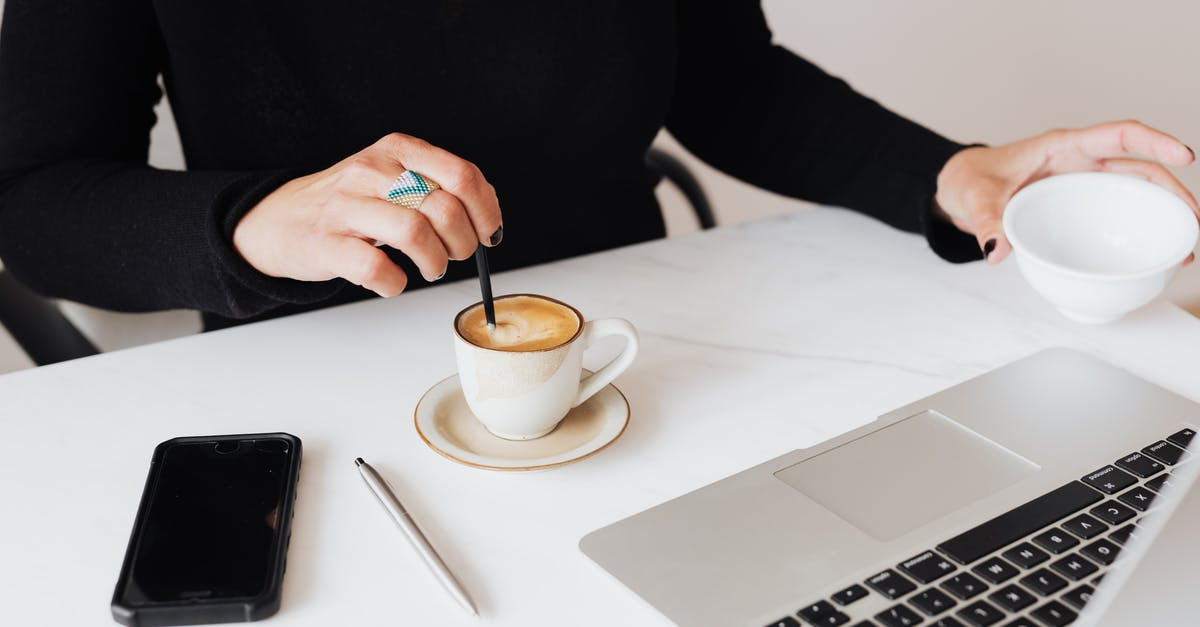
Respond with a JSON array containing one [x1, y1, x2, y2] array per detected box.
[[2, 0, 1199, 366], [0, 323, 33, 373]]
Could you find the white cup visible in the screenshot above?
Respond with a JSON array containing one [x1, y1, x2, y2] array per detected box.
[[1003, 172, 1199, 324], [453, 295, 639, 440]]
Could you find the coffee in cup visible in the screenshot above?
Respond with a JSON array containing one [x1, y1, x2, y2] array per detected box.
[[453, 294, 639, 440], [457, 295, 581, 351]]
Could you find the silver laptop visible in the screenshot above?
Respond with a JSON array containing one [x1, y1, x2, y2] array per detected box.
[[580, 348, 1199, 626]]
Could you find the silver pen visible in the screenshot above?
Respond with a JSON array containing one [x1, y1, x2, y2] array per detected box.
[[355, 457, 479, 616]]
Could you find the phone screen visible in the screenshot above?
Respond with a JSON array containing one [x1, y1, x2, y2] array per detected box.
[[116, 436, 297, 605]]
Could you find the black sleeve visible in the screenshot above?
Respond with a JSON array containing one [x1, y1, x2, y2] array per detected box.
[[0, 0, 342, 317], [665, 0, 981, 263]]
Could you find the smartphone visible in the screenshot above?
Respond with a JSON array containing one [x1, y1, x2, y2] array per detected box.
[[111, 433, 302, 626]]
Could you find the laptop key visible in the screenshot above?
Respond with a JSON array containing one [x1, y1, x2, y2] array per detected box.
[[1117, 486, 1157, 512], [937, 481, 1101, 564], [1090, 500, 1137, 524], [1114, 452, 1163, 478], [766, 618, 801, 627], [910, 588, 958, 616], [1080, 465, 1137, 494], [1061, 584, 1095, 610], [941, 572, 988, 600], [1109, 522, 1136, 545], [1001, 619, 1037, 627], [931, 619, 967, 627], [865, 569, 917, 600], [832, 583, 870, 606], [1167, 427, 1196, 449], [988, 584, 1036, 611], [798, 600, 850, 626], [1049, 554, 1098, 581], [971, 556, 1019, 584], [1080, 538, 1120, 565], [1001, 542, 1049, 568], [1142, 440, 1186, 465], [1144, 472, 1174, 493], [810, 612, 850, 626], [1029, 600, 1076, 626], [1060, 513, 1107, 539], [956, 600, 1005, 626], [874, 604, 922, 627], [1020, 568, 1068, 596], [850, 622, 877, 627], [900, 550, 957, 584], [1031, 528, 1078, 554]]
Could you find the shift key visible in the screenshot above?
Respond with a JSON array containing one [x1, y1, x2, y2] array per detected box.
[[937, 482, 1102, 564]]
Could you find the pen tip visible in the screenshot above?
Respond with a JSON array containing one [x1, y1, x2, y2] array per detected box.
[[354, 457, 364, 467]]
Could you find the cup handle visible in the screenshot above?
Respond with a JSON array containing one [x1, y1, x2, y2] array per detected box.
[[573, 318, 639, 407]]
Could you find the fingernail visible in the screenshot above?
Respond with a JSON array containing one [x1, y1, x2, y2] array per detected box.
[[983, 238, 997, 260], [488, 226, 504, 247], [433, 269, 446, 281], [1188, 145, 1196, 161]]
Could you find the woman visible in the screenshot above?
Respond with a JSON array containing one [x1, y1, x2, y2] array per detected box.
[[0, 1, 1194, 331]]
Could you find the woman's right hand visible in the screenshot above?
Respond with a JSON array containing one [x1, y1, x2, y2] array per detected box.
[[233, 133, 503, 297]]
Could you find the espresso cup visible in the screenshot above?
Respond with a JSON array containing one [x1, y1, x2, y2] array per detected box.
[[453, 294, 639, 440]]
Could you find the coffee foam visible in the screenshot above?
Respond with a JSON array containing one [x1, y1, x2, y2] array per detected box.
[[458, 295, 581, 352]]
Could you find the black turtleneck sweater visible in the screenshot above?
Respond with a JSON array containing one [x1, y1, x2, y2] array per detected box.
[[0, 0, 980, 330]]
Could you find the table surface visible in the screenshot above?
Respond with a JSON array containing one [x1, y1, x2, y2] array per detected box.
[[4, 208, 1200, 626]]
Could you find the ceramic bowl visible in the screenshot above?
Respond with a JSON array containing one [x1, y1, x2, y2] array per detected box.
[[1003, 172, 1198, 323]]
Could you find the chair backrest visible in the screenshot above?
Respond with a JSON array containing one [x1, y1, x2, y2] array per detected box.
[[646, 147, 716, 230]]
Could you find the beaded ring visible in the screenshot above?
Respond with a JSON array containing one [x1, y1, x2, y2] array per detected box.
[[385, 170, 441, 209]]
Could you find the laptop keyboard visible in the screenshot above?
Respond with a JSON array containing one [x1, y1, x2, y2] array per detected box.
[[766, 427, 1194, 627]]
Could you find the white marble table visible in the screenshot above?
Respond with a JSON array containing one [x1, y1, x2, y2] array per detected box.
[[3, 208, 1200, 626]]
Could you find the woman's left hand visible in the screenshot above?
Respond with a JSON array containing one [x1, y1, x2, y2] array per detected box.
[[934, 120, 1198, 263]]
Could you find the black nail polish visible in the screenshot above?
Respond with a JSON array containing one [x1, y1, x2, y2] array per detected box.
[[983, 238, 997, 259], [488, 226, 504, 247]]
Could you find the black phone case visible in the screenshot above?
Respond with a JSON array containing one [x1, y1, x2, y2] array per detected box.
[[111, 433, 302, 627]]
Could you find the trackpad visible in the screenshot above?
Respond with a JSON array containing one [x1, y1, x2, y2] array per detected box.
[[774, 410, 1039, 541]]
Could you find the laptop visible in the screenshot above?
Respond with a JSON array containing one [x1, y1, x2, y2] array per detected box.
[[580, 348, 1199, 626]]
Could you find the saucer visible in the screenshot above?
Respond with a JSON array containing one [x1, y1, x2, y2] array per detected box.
[[413, 372, 630, 472]]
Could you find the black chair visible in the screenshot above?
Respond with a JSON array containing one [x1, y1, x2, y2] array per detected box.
[[0, 270, 98, 366], [0, 150, 711, 367], [646, 147, 716, 230]]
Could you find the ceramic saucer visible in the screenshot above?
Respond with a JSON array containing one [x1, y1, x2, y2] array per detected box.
[[414, 372, 630, 471]]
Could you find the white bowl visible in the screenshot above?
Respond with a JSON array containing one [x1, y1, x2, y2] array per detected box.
[[1003, 172, 1198, 324]]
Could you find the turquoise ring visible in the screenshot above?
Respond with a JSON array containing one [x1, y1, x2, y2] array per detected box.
[[385, 170, 441, 210]]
